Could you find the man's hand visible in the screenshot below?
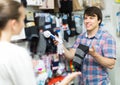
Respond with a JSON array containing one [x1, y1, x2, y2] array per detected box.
[[89, 46, 96, 56], [53, 39, 59, 45]]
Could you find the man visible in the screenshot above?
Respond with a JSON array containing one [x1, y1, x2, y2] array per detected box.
[[61, 6, 116, 85]]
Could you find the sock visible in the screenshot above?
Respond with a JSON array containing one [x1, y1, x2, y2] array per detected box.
[[73, 44, 89, 71], [68, 20, 79, 37], [35, 16, 45, 28], [25, 26, 39, 40], [59, 0, 72, 13], [37, 31, 46, 56]]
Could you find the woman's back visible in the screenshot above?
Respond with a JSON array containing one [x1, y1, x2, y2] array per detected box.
[[0, 41, 36, 85]]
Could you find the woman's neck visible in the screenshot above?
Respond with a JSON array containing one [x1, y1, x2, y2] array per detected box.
[[0, 30, 11, 42]]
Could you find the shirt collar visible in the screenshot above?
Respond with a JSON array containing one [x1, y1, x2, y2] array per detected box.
[[85, 28, 103, 39]]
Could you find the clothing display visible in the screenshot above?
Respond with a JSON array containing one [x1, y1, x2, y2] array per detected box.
[[0, 42, 36, 85], [6, 0, 119, 85]]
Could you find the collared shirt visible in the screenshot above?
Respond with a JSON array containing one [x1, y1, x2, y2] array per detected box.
[[72, 28, 116, 85]]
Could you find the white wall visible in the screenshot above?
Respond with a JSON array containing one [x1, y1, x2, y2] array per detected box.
[[102, 0, 120, 85]]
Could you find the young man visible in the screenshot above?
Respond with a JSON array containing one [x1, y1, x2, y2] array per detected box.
[[62, 6, 116, 85]]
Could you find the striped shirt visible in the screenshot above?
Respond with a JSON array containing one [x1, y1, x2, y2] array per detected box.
[[72, 28, 116, 85]]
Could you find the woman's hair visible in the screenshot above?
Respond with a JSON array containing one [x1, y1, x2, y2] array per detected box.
[[0, 0, 23, 29], [83, 6, 102, 26]]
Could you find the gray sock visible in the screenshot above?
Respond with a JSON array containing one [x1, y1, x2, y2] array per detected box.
[[37, 32, 46, 56]]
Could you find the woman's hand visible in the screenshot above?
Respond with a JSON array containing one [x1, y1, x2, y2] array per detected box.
[[59, 72, 81, 85]]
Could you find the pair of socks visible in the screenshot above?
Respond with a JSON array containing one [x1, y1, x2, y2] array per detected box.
[[73, 44, 89, 71]]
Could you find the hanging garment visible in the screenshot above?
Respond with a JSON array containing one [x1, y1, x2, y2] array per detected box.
[[45, 38, 57, 54], [36, 31, 47, 56], [68, 20, 79, 37], [74, 15, 83, 34], [54, 0, 59, 12], [25, 25, 39, 41], [34, 16, 45, 28], [25, 26, 39, 54], [73, 0, 83, 11], [59, 0, 73, 13]]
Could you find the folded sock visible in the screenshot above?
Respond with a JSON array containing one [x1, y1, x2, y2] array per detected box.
[[73, 44, 89, 71]]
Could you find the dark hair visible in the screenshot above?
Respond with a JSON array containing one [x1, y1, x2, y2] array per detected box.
[[83, 6, 102, 26], [0, 0, 23, 29]]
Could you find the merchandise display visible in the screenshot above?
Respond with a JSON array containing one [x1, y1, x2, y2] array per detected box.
[[12, 0, 119, 85]]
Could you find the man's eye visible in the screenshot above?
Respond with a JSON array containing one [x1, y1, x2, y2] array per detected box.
[[90, 17, 94, 19]]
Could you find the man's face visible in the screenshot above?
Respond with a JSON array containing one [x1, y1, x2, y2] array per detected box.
[[84, 14, 100, 31]]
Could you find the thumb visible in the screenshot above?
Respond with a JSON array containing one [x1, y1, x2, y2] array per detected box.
[[89, 46, 95, 52]]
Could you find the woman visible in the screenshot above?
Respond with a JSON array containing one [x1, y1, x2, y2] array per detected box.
[[0, 0, 37, 85], [0, 0, 81, 85]]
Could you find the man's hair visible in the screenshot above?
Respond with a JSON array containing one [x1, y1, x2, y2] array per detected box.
[[83, 6, 102, 26]]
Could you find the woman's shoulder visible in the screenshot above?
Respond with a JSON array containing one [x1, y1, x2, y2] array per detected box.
[[0, 42, 31, 63], [0, 41, 27, 54]]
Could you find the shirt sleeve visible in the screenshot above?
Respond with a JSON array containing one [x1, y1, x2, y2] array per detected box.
[[102, 37, 116, 59]]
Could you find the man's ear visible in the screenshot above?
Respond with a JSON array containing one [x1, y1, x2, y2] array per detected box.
[[98, 19, 101, 24]]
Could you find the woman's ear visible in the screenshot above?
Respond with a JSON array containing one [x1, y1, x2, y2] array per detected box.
[[10, 19, 17, 34]]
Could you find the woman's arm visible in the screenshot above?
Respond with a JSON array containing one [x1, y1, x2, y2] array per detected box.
[[59, 72, 81, 85]]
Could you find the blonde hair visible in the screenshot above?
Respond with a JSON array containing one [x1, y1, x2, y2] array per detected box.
[[0, 0, 23, 37], [0, 0, 23, 29]]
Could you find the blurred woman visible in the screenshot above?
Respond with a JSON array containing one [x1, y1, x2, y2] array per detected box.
[[0, 0, 81, 85]]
